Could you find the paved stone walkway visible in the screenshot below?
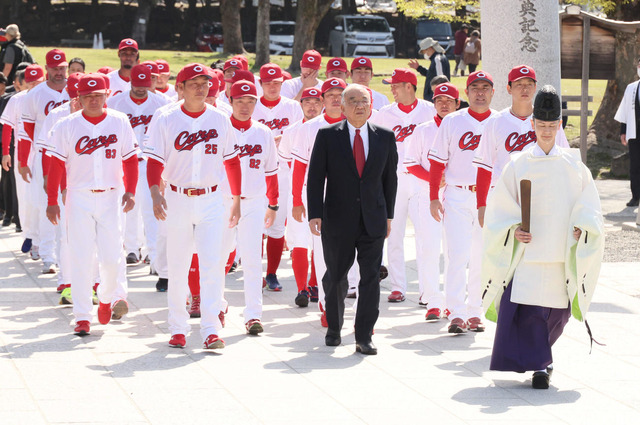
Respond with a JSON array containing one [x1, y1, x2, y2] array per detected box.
[[1, 180, 638, 424]]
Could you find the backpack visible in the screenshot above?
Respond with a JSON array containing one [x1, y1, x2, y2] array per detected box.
[[12, 40, 35, 65]]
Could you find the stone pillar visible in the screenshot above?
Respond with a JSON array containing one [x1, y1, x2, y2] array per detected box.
[[480, 0, 561, 110]]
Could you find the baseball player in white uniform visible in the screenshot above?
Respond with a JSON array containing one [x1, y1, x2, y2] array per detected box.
[[108, 64, 170, 270], [281, 50, 324, 101], [370, 68, 436, 303], [19, 49, 70, 273], [45, 73, 138, 336], [252, 63, 303, 291], [144, 63, 241, 350], [284, 87, 323, 306], [208, 68, 233, 116], [220, 80, 279, 334], [473, 65, 570, 226], [349, 57, 390, 111], [1, 64, 45, 257], [428, 70, 497, 334], [404, 82, 460, 320], [107, 38, 140, 97], [155, 59, 178, 100]]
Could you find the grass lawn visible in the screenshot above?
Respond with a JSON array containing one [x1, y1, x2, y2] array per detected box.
[[27, 47, 610, 173]]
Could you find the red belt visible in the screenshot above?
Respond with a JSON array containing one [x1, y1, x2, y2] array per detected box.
[[90, 187, 116, 193], [455, 185, 477, 192], [138, 157, 144, 162], [170, 184, 217, 197]]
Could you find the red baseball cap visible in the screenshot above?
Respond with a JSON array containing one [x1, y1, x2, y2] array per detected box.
[[156, 59, 170, 74], [97, 66, 115, 75], [230, 81, 258, 99], [466, 70, 494, 87], [140, 60, 159, 76], [382, 68, 417, 86], [100, 73, 110, 90], [326, 57, 348, 73], [508, 65, 537, 83], [433, 83, 459, 100], [66, 72, 83, 98], [24, 64, 45, 83], [301, 50, 322, 70], [45, 49, 68, 67], [119, 38, 138, 51], [223, 58, 242, 72], [301, 87, 322, 100], [176, 63, 211, 84], [321, 78, 347, 94], [207, 72, 220, 98], [282, 70, 292, 81], [231, 69, 255, 84], [131, 64, 152, 88], [78, 73, 109, 96], [232, 55, 249, 71], [211, 68, 225, 92], [260, 63, 283, 83], [351, 56, 373, 70]]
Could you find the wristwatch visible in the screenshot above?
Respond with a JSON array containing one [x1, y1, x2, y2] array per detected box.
[[268, 204, 279, 211]]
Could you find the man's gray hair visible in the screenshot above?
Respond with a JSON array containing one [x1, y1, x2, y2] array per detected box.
[[341, 83, 370, 104], [15, 69, 26, 84]]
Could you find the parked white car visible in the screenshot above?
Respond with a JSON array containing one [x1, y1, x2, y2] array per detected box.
[[329, 14, 395, 58], [269, 21, 295, 56]]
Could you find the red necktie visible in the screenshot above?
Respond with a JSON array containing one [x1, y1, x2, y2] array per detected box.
[[353, 128, 365, 177]]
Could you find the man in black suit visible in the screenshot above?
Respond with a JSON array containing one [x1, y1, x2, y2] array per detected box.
[[307, 84, 398, 355]]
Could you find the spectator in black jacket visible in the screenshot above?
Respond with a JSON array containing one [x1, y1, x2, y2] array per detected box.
[[0, 24, 32, 85], [408, 37, 450, 102]]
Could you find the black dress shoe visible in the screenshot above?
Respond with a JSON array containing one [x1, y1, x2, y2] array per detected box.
[[531, 371, 550, 389], [325, 335, 341, 346], [627, 198, 639, 207], [355, 341, 377, 355]]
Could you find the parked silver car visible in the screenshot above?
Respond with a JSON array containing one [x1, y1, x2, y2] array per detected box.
[[269, 21, 295, 56], [329, 14, 395, 58]]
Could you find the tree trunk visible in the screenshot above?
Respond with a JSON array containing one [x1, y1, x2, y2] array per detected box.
[[180, 0, 198, 46], [590, 1, 640, 153], [289, 0, 333, 74], [132, 0, 155, 48], [221, 0, 245, 54], [255, 0, 270, 68]]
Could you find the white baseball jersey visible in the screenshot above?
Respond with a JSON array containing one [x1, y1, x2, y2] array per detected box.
[[0, 90, 28, 157], [144, 104, 239, 188], [214, 100, 232, 116], [279, 118, 305, 163], [107, 70, 131, 97], [252, 97, 303, 137], [36, 102, 72, 151], [107, 90, 170, 150], [220, 121, 278, 198], [473, 107, 571, 185], [22, 82, 70, 143], [47, 110, 138, 190], [404, 118, 439, 192], [291, 114, 337, 168], [371, 89, 390, 111], [157, 84, 178, 101], [281, 77, 323, 99], [428, 108, 497, 186], [370, 99, 436, 173]]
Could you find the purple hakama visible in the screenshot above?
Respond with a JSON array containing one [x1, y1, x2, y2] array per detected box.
[[490, 282, 571, 373]]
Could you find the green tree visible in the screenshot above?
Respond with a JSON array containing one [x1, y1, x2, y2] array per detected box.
[[394, 0, 479, 21]]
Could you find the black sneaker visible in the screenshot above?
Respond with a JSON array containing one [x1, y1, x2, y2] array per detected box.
[[156, 278, 168, 292], [308, 286, 319, 302], [531, 371, 550, 389], [265, 273, 282, 291], [626, 198, 639, 207], [295, 290, 310, 307], [21, 238, 32, 253], [126, 252, 140, 265]]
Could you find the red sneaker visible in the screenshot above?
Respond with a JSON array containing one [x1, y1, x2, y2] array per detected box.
[[443, 308, 451, 318], [320, 311, 328, 328], [218, 306, 228, 328], [74, 321, 90, 336], [448, 317, 467, 334], [93, 282, 100, 293], [203, 334, 225, 349], [57, 283, 70, 293], [97, 302, 112, 325], [245, 319, 264, 335], [188, 295, 201, 318], [169, 334, 186, 348], [425, 308, 441, 321], [467, 317, 486, 332], [387, 291, 405, 302]]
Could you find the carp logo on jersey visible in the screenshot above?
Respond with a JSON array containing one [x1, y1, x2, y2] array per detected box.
[[237, 144, 263, 158], [458, 131, 481, 151], [392, 124, 416, 143], [76, 134, 118, 155], [505, 130, 536, 153], [259, 118, 290, 131], [174, 129, 219, 151], [45, 99, 69, 116], [128, 114, 153, 130]]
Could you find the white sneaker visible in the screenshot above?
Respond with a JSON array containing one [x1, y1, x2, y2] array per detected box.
[[30, 246, 40, 261], [42, 262, 55, 274]]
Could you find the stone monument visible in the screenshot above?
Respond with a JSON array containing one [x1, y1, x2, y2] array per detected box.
[[480, 0, 561, 109]]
